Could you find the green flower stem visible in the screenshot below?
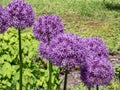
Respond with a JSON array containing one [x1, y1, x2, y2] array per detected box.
[[63, 69, 68, 90], [88, 87, 91, 90], [18, 29, 23, 90], [47, 33, 53, 90], [96, 85, 99, 90], [118, 72, 120, 82], [48, 61, 52, 90]]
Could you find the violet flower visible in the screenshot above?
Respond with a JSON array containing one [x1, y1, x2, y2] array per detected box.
[[33, 14, 64, 43], [0, 5, 11, 33], [80, 37, 114, 88], [6, 0, 34, 29], [39, 33, 86, 70], [80, 57, 114, 87], [84, 37, 109, 59], [6, 0, 34, 90]]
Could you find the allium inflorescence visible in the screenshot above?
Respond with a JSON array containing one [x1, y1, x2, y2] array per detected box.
[[6, 0, 34, 29], [33, 14, 64, 43], [0, 5, 11, 33], [39, 33, 86, 70], [84, 37, 109, 59], [80, 58, 114, 87], [80, 37, 114, 87]]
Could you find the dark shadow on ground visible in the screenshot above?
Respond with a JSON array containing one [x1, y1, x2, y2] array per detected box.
[[104, 2, 120, 11]]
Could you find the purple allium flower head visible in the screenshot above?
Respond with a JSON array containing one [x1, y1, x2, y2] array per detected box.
[[84, 37, 109, 60], [80, 37, 114, 87], [0, 5, 11, 34], [39, 33, 86, 70], [80, 57, 114, 87], [6, 0, 34, 29], [33, 14, 64, 43]]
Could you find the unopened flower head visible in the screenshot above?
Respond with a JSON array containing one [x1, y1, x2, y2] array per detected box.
[[39, 33, 86, 70], [0, 5, 11, 33], [6, 0, 34, 29], [33, 14, 64, 43]]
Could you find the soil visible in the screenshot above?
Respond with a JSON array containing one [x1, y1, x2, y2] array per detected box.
[[60, 52, 120, 90]]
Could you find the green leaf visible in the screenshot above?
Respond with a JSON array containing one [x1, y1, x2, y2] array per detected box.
[[1, 62, 12, 78]]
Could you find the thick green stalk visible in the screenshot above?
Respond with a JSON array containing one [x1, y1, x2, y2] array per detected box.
[[88, 87, 91, 90], [119, 72, 120, 82], [48, 61, 52, 90], [18, 29, 22, 90], [63, 70, 68, 90], [96, 85, 99, 90], [48, 35, 52, 90]]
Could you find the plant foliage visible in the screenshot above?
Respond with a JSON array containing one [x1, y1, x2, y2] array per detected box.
[[0, 28, 60, 90]]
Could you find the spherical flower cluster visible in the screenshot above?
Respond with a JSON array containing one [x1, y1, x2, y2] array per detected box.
[[83, 37, 109, 60], [39, 33, 86, 70], [0, 5, 11, 33], [80, 57, 114, 87], [6, 0, 34, 29], [33, 14, 64, 43], [80, 37, 114, 87]]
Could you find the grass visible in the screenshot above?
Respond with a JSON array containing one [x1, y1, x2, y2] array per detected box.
[[0, 0, 120, 53]]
